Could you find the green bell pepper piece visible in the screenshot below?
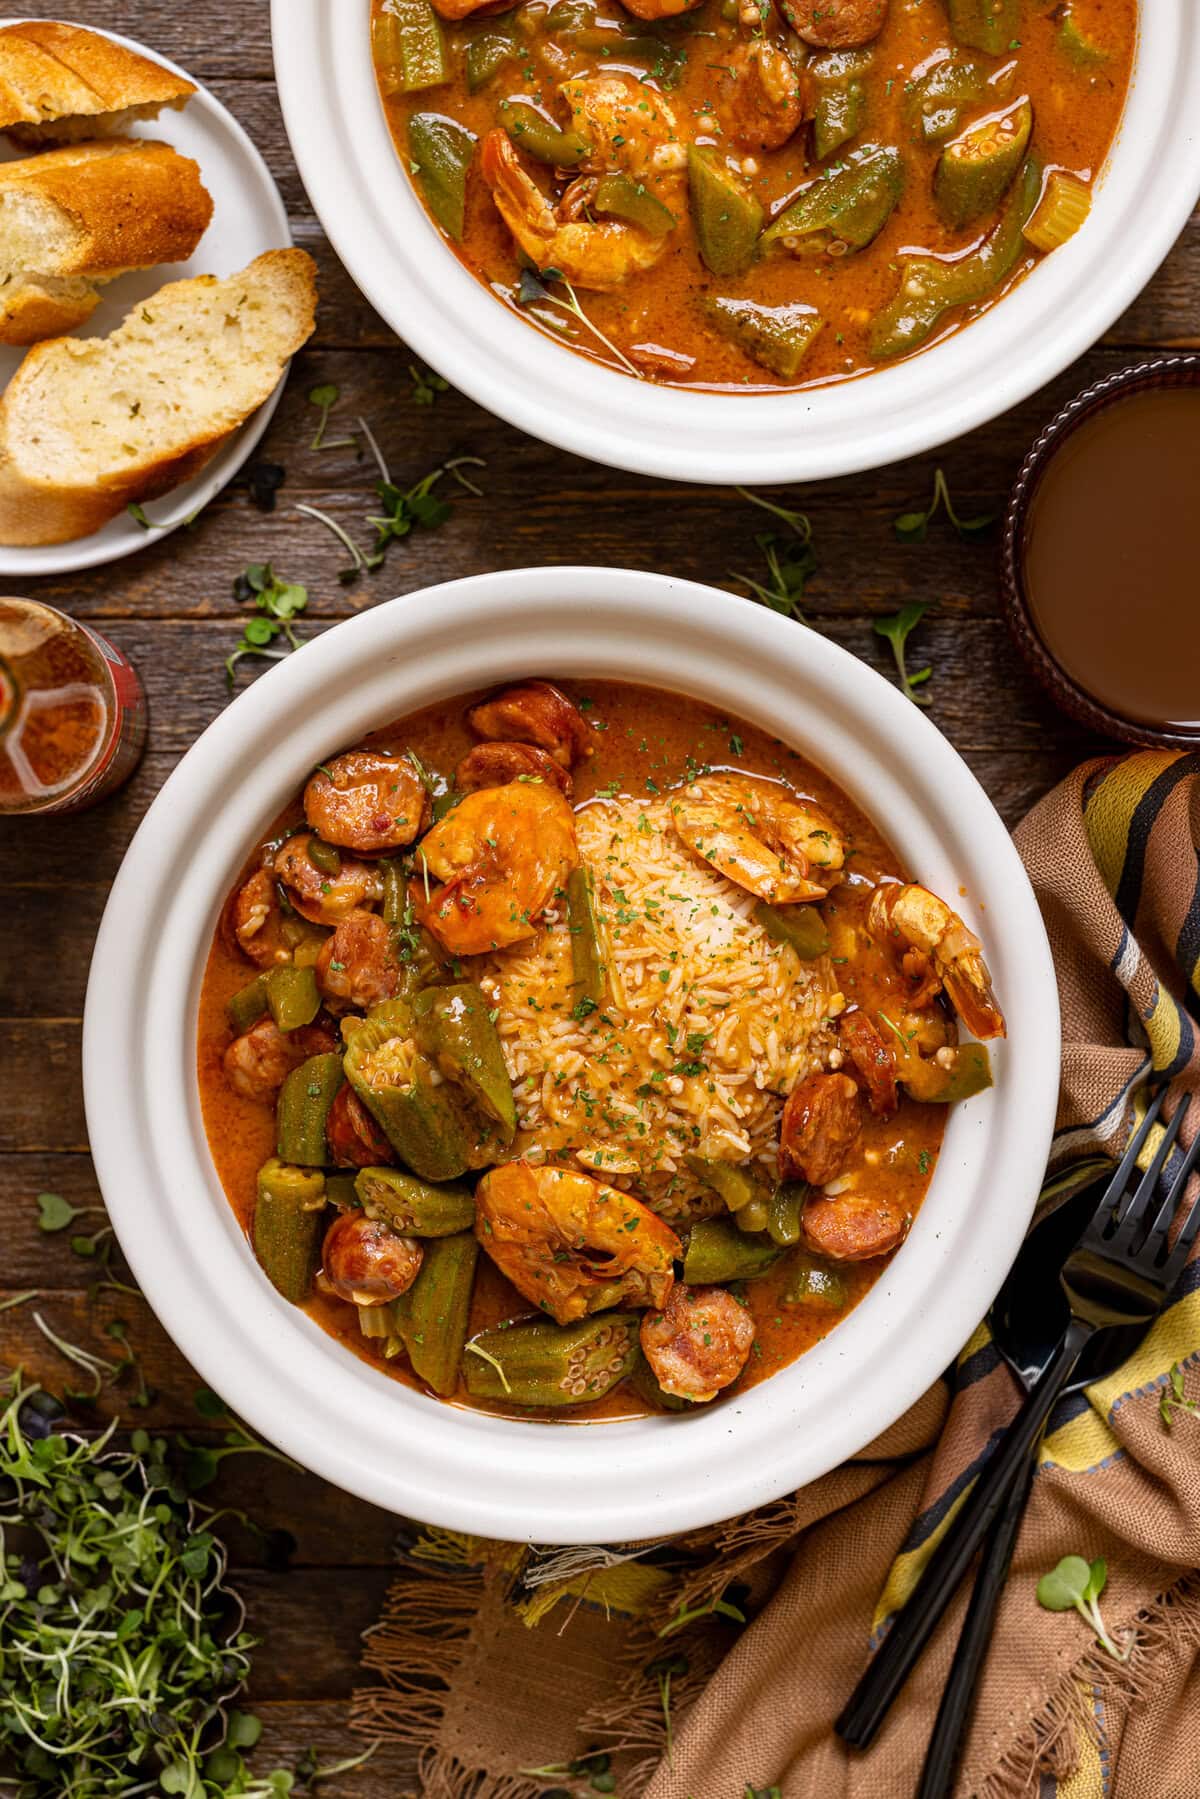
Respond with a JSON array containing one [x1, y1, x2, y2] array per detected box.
[[761, 144, 904, 257], [567, 865, 606, 1007], [253, 1159, 326, 1303], [411, 981, 517, 1143], [810, 49, 872, 160], [343, 999, 473, 1181], [682, 1217, 781, 1284], [904, 53, 1009, 144], [784, 1249, 849, 1309], [1057, 4, 1107, 66], [593, 172, 677, 238], [227, 972, 269, 1034], [754, 900, 829, 959], [902, 1041, 993, 1104], [706, 298, 824, 379], [688, 146, 763, 278], [264, 962, 321, 1033], [463, 1312, 640, 1407], [944, 0, 1020, 57], [767, 1181, 810, 1247], [276, 1053, 344, 1166], [869, 155, 1041, 358], [373, 0, 450, 95], [465, 24, 518, 92], [409, 112, 476, 242], [355, 1165, 476, 1236], [934, 96, 1032, 229], [506, 104, 588, 168], [684, 1152, 768, 1216]]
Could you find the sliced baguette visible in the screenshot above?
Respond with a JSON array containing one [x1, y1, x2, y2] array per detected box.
[[0, 248, 318, 546], [0, 138, 213, 344], [0, 22, 195, 145]]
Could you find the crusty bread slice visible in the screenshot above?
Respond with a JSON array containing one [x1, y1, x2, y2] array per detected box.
[[0, 22, 195, 145], [0, 138, 213, 343], [0, 248, 318, 546]]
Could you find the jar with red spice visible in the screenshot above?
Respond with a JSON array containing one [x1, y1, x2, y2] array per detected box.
[[0, 598, 147, 815]]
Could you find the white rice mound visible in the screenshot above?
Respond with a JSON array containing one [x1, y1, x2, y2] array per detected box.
[[477, 794, 842, 1221]]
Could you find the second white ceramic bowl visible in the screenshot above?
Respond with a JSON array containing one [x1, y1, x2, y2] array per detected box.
[[84, 569, 1058, 1542], [273, 4, 1200, 484]]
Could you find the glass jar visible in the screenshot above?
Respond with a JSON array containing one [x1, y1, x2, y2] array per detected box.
[[0, 598, 147, 815]]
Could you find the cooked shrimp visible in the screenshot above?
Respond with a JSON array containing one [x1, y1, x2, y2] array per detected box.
[[720, 39, 805, 150], [640, 1282, 755, 1402], [227, 868, 292, 968], [410, 781, 579, 956], [273, 833, 385, 927], [867, 882, 1005, 1041], [475, 1160, 680, 1325], [223, 1017, 337, 1104], [455, 741, 573, 797], [325, 1083, 397, 1169], [780, 0, 887, 47], [671, 774, 844, 904], [467, 680, 593, 768], [480, 77, 686, 290], [838, 1009, 898, 1117], [322, 1213, 423, 1304], [316, 911, 401, 1012], [801, 1178, 909, 1261], [779, 1071, 862, 1184], [303, 751, 430, 854]]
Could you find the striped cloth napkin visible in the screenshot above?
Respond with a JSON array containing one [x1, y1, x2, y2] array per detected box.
[[352, 749, 1200, 1799]]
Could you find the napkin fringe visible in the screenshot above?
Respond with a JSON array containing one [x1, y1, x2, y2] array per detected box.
[[350, 1560, 483, 1743], [980, 1569, 1200, 1799]]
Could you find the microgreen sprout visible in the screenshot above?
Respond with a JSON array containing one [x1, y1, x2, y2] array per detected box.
[[658, 1589, 747, 1637], [730, 489, 817, 623], [874, 601, 932, 706], [307, 382, 357, 452], [36, 1191, 104, 1234], [1159, 1360, 1199, 1429], [226, 564, 309, 685], [464, 1338, 512, 1394], [646, 1652, 688, 1766], [518, 1751, 614, 1792], [409, 363, 449, 405], [516, 266, 643, 379], [1036, 1554, 1130, 1660], [894, 467, 996, 542]]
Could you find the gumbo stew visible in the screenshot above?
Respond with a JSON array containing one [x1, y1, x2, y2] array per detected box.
[[370, 0, 1134, 389], [198, 679, 1006, 1420]]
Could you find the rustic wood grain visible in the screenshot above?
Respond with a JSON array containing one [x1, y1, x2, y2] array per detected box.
[[0, 0, 1194, 1791]]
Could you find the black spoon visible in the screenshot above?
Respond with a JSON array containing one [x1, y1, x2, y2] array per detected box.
[[914, 1156, 1141, 1798]]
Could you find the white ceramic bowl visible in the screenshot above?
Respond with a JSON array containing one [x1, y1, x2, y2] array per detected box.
[[85, 569, 1058, 1543], [273, 4, 1200, 484]]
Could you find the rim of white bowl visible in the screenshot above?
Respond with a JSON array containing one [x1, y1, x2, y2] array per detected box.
[[84, 569, 1059, 1543], [272, 4, 1200, 484]]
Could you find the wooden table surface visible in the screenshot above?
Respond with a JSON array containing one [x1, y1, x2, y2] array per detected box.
[[1, 2, 1195, 1790]]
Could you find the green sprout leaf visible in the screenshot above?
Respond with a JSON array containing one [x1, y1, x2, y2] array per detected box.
[[515, 264, 643, 378], [873, 601, 932, 706], [894, 467, 996, 542], [409, 362, 449, 405], [1159, 1359, 1199, 1429], [226, 564, 310, 686], [37, 1190, 84, 1232], [730, 489, 817, 624], [307, 382, 349, 451], [1036, 1552, 1129, 1659]]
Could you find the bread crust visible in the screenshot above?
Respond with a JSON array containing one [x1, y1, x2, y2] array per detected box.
[[0, 277, 99, 346], [0, 248, 319, 546], [0, 22, 194, 138], [0, 139, 213, 277]]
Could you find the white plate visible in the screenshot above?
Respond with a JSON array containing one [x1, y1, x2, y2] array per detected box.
[[274, 1, 1200, 484], [0, 20, 292, 577], [84, 568, 1060, 1544]]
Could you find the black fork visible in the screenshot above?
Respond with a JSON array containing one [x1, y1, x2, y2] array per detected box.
[[837, 1087, 1200, 1751]]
